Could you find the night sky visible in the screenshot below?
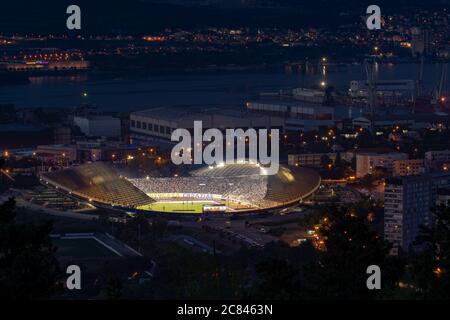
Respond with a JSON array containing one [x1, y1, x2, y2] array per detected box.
[[0, 0, 448, 34]]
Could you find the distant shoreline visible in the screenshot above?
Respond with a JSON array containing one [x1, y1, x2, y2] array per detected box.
[[1, 57, 447, 86]]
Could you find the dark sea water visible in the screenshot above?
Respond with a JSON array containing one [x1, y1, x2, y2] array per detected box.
[[0, 63, 447, 117]]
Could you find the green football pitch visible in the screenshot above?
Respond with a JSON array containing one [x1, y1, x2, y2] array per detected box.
[[138, 201, 213, 214], [53, 238, 118, 258]]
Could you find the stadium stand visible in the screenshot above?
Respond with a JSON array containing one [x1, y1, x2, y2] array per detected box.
[[130, 163, 320, 210], [129, 175, 268, 207], [40, 162, 154, 208], [40, 162, 320, 213], [191, 163, 262, 177]]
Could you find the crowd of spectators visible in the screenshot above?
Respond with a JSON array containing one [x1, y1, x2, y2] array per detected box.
[[128, 175, 268, 206]]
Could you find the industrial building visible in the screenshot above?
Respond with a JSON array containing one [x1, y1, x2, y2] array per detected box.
[[74, 115, 122, 139], [129, 107, 284, 145], [246, 101, 336, 132]]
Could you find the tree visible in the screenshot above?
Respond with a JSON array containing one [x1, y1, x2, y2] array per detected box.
[[0, 197, 15, 224], [0, 158, 60, 299], [335, 152, 342, 167], [144, 243, 248, 299], [351, 155, 357, 170], [0, 157, 6, 192], [0, 198, 61, 299], [411, 206, 450, 299], [300, 205, 403, 299], [356, 130, 375, 148], [320, 155, 333, 170], [372, 166, 388, 180], [250, 259, 299, 299], [246, 242, 317, 299], [106, 276, 123, 300]]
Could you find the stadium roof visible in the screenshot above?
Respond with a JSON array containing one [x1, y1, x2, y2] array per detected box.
[[40, 162, 154, 208], [265, 166, 320, 204], [191, 162, 263, 177]]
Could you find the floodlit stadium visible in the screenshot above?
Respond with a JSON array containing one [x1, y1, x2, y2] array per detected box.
[[40, 162, 321, 215]]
